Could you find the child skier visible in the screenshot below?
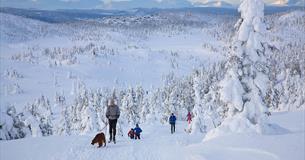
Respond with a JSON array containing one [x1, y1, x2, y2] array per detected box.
[[134, 124, 142, 140], [128, 128, 135, 139]]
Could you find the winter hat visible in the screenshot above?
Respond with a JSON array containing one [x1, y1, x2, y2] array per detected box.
[[109, 99, 115, 105]]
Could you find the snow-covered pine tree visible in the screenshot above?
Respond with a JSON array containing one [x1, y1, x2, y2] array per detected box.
[[179, 76, 195, 113], [31, 96, 53, 136], [56, 104, 72, 135], [206, 0, 271, 139], [76, 86, 93, 134], [121, 87, 140, 125], [135, 85, 145, 121], [90, 88, 108, 131], [162, 73, 179, 122], [2, 105, 32, 140], [146, 88, 163, 124], [140, 90, 150, 123], [190, 70, 206, 134]]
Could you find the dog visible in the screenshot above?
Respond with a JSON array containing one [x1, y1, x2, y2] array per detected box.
[[91, 132, 106, 148]]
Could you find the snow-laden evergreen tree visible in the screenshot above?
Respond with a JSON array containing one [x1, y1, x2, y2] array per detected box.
[[161, 73, 180, 122], [90, 88, 108, 131], [140, 91, 150, 123], [56, 103, 73, 135], [121, 87, 140, 126], [146, 88, 163, 124], [168, 85, 180, 116], [179, 76, 195, 113], [206, 0, 271, 139], [24, 96, 54, 136], [278, 68, 305, 111], [0, 105, 31, 140], [189, 68, 223, 134], [74, 85, 93, 134], [190, 70, 206, 134]]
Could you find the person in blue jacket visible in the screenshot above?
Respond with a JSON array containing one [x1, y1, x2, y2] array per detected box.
[[169, 113, 176, 134], [134, 124, 142, 140]]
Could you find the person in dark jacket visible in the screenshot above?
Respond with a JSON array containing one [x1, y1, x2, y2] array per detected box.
[[106, 99, 120, 144], [134, 124, 142, 140], [128, 128, 135, 139], [169, 113, 176, 134]]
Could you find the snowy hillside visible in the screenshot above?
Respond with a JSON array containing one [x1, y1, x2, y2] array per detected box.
[[0, 4, 305, 160], [0, 10, 235, 109], [1, 111, 304, 160]]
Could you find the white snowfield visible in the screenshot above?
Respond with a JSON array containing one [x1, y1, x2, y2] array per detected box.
[[0, 6, 304, 160], [1, 111, 304, 160]]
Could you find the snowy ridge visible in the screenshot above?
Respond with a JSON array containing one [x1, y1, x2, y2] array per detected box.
[[0, 13, 66, 43], [192, 1, 234, 8], [271, 0, 305, 6]]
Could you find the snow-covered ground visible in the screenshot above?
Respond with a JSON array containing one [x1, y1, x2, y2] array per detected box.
[[1, 111, 304, 160], [0, 6, 304, 160]]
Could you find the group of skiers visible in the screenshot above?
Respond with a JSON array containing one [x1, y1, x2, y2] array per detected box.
[[105, 99, 192, 143], [127, 124, 142, 139]]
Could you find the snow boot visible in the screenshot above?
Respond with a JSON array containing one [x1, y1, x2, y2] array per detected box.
[[113, 137, 116, 144], [108, 136, 112, 143]]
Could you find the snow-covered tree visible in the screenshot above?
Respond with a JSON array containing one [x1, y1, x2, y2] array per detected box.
[[121, 87, 140, 125], [89, 88, 108, 131], [206, 0, 271, 139], [0, 105, 31, 140], [188, 67, 224, 134], [140, 90, 150, 123], [24, 96, 54, 136], [146, 88, 163, 124], [190, 70, 206, 134]]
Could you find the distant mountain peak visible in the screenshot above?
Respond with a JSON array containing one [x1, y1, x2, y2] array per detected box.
[[270, 0, 304, 6], [192, 1, 234, 8]]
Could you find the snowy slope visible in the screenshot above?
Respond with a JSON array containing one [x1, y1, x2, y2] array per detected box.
[[1, 111, 304, 160], [0, 11, 233, 112], [0, 13, 66, 43], [189, 111, 305, 160]]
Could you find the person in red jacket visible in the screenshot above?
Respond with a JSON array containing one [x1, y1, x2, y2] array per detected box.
[[128, 128, 135, 139], [187, 112, 192, 124]]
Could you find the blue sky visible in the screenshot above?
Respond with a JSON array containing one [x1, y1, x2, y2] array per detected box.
[[0, 0, 303, 10]]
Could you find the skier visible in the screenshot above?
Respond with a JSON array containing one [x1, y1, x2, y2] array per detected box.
[[169, 113, 176, 134], [106, 99, 120, 144], [134, 124, 142, 140], [187, 111, 192, 124], [128, 128, 135, 139]]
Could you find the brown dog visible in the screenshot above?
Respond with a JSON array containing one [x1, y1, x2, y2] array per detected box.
[[91, 132, 106, 148]]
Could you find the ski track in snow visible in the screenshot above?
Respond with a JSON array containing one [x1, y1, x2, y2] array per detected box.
[[46, 122, 195, 160]]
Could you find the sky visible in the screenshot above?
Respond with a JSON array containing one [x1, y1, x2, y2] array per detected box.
[[0, 0, 304, 10]]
